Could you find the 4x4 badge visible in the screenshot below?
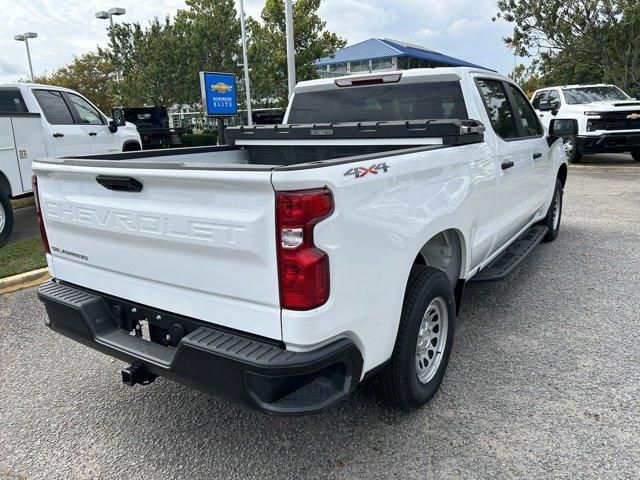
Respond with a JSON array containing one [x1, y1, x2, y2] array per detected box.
[[344, 162, 390, 178]]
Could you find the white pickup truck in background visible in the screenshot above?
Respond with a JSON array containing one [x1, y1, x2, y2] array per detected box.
[[0, 84, 141, 246], [531, 84, 640, 163], [35, 68, 574, 414]]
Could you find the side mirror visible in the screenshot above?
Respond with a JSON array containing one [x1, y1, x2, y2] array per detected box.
[[549, 118, 577, 137], [635, 92, 640, 101], [108, 120, 118, 133], [111, 108, 126, 127], [539, 99, 560, 112]]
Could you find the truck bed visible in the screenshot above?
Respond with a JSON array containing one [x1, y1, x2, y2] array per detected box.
[[35, 119, 485, 170]]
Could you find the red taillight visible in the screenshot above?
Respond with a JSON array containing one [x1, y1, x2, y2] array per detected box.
[[276, 188, 333, 310], [31, 175, 50, 254]]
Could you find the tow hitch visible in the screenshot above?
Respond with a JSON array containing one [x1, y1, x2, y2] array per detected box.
[[121, 363, 157, 387]]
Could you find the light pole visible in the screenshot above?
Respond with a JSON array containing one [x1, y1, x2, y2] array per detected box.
[[95, 7, 126, 27], [14, 32, 37, 81], [284, 0, 296, 99], [238, 0, 253, 126]]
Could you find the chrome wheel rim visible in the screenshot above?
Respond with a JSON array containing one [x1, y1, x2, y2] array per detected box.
[[416, 297, 449, 384], [552, 190, 561, 231], [0, 202, 5, 233], [562, 138, 573, 158]]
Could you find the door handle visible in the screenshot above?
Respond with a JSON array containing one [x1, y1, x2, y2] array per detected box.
[[96, 175, 143, 192], [52, 133, 64, 138], [501, 160, 515, 170], [88, 132, 97, 136], [533, 152, 543, 159]]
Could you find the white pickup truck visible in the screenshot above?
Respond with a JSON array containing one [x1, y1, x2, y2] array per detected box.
[[35, 68, 573, 414], [0, 84, 141, 246], [531, 84, 640, 163]]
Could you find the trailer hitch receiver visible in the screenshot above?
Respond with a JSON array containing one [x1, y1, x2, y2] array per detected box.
[[121, 363, 157, 386]]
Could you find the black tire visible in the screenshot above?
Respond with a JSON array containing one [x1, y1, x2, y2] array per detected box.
[[373, 266, 455, 411], [539, 178, 563, 242], [123, 142, 142, 152], [0, 191, 14, 248], [631, 149, 640, 162], [563, 136, 582, 164]]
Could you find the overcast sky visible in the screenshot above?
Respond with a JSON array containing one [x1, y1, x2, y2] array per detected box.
[[0, 0, 517, 85]]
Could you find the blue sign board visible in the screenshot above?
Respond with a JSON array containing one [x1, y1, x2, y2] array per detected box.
[[199, 71, 238, 117]]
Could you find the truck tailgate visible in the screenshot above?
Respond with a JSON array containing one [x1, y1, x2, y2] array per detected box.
[[32, 163, 282, 340]]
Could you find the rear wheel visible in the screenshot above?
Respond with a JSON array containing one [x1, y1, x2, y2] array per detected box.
[[631, 149, 640, 162], [563, 136, 582, 164], [373, 266, 455, 411], [539, 178, 563, 242], [0, 191, 14, 248]]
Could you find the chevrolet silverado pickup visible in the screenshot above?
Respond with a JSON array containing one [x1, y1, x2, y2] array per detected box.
[[0, 84, 141, 246], [34, 68, 574, 414], [532, 83, 640, 163]]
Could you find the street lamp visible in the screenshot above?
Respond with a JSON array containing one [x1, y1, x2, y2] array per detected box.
[[95, 7, 126, 27], [14, 32, 37, 81]]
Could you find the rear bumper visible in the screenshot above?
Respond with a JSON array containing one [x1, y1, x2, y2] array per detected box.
[[576, 133, 640, 153], [38, 280, 363, 415]]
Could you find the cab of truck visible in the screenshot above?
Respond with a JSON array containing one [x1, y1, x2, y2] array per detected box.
[[0, 84, 142, 246]]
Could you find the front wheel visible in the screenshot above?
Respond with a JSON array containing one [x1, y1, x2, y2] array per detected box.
[[563, 136, 582, 164], [373, 266, 455, 411], [539, 178, 563, 242], [0, 191, 15, 248], [631, 149, 640, 162]]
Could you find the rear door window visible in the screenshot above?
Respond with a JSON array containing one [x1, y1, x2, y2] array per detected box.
[[0, 89, 28, 113], [287, 81, 468, 123], [33, 90, 74, 125], [475, 79, 518, 139]]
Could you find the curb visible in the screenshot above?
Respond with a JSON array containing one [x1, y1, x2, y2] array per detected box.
[[0, 268, 50, 295]]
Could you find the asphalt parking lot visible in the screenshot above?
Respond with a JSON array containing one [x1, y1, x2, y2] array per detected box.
[[1, 159, 639, 479]]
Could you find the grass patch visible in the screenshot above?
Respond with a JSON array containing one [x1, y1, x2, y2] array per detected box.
[[10, 196, 35, 210], [0, 235, 47, 278]]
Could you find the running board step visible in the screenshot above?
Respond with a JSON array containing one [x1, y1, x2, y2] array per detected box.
[[470, 225, 548, 282]]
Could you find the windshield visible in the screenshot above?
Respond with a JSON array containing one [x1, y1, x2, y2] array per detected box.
[[287, 81, 468, 123], [563, 86, 630, 105]]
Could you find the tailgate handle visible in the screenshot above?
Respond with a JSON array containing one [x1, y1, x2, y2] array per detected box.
[[96, 175, 143, 192]]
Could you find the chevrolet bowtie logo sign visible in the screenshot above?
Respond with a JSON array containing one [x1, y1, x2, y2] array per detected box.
[[211, 82, 233, 93], [626, 113, 640, 120]]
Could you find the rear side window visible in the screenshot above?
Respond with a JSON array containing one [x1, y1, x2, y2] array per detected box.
[[67, 93, 104, 125], [476, 79, 517, 139], [287, 81, 468, 123], [33, 90, 74, 125], [0, 89, 28, 113], [507, 84, 543, 137]]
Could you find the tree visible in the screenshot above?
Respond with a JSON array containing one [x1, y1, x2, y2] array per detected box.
[[108, 0, 242, 107], [509, 64, 541, 97], [173, 0, 242, 105], [109, 17, 188, 106], [248, 0, 346, 107], [30, 51, 117, 112], [494, 0, 640, 92]]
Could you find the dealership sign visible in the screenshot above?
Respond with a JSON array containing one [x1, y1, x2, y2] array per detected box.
[[199, 72, 238, 117]]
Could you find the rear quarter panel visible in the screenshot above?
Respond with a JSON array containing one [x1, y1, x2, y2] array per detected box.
[[271, 142, 497, 374]]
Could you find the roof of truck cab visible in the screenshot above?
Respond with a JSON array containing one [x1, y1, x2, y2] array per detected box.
[[0, 83, 83, 93], [293, 67, 507, 93]]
